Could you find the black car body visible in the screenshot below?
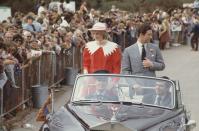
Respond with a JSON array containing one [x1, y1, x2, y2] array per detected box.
[[41, 74, 196, 131]]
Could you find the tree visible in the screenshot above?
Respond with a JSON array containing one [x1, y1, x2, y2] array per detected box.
[[0, 0, 196, 14]]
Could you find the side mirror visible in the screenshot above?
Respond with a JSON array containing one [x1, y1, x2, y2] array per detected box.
[[185, 120, 196, 130]]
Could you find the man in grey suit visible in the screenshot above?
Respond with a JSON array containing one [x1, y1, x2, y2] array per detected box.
[[130, 79, 172, 108], [153, 80, 172, 108], [121, 23, 165, 77]]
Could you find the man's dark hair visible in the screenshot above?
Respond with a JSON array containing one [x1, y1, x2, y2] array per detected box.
[[137, 23, 152, 36], [40, 1, 46, 6], [15, 19, 22, 27], [13, 34, 24, 44], [26, 15, 34, 21], [94, 70, 109, 83], [94, 70, 110, 74], [158, 76, 172, 89], [60, 0, 64, 3], [66, 0, 70, 3], [160, 76, 170, 80], [37, 18, 44, 24], [160, 76, 176, 86]]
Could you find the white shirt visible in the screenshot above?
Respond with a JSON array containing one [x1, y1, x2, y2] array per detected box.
[[155, 95, 161, 105], [137, 41, 146, 56], [57, 2, 67, 15], [171, 20, 182, 32], [155, 94, 168, 105], [65, 3, 75, 13], [60, 17, 70, 27], [37, 6, 46, 17]]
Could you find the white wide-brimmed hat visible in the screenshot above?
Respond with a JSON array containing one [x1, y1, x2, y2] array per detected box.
[[88, 22, 107, 31]]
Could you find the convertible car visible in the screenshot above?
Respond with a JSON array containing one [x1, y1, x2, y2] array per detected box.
[[41, 74, 196, 131]]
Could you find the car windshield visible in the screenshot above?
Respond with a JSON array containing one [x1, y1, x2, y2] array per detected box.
[[72, 74, 175, 109]]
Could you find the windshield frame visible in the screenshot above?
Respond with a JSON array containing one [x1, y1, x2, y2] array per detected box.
[[70, 74, 176, 109]]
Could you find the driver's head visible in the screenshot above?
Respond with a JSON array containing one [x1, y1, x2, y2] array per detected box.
[[133, 83, 143, 94], [94, 70, 109, 91], [95, 76, 108, 91]]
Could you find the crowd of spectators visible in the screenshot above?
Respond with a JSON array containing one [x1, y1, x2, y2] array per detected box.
[[0, 0, 199, 89]]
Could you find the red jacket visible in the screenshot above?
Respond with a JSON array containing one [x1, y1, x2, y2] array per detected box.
[[83, 40, 121, 74]]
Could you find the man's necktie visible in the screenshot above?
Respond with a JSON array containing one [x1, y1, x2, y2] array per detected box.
[[31, 24, 36, 32], [141, 44, 146, 61]]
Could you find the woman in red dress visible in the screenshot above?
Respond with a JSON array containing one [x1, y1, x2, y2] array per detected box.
[[83, 22, 121, 74]]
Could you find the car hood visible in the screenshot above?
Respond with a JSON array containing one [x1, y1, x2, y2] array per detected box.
[[68, 103, 183, 131]]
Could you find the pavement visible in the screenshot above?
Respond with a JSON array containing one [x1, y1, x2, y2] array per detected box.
[[157, 44, 199, 131]]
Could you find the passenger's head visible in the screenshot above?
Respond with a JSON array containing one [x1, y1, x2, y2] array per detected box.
[[155, 80, 170, 96], [94, 70, 109, 91], [95, 77, 106, 91]]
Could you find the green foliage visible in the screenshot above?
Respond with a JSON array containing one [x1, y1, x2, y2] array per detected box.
[[0, 0, 51, 14], [87, 0, 140, 12], [86, 0, 195, 12], [0, 0, 196, 13]]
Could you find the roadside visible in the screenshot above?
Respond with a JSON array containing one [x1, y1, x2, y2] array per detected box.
[[7, 86, 73, 131]]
